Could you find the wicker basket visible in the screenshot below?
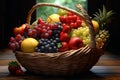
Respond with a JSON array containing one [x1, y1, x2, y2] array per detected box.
[[14, 3, 104, 76]]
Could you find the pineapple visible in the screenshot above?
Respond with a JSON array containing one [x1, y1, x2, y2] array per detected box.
[[95, 30, 109, 48], [93, 5, 114, 29], [93, 5, 114, 49]]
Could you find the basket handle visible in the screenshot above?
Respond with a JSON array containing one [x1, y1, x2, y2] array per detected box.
[[26, 3, 96, 48]]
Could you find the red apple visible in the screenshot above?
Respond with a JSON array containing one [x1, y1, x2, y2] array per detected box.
[[68, 37, 83, 49], [58, 42, 69, 52]]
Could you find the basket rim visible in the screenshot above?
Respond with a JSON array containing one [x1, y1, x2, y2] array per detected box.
[[15, 45, 92, 58]]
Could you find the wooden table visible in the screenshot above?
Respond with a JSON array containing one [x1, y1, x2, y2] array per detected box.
[[0, 49, 120, 80]]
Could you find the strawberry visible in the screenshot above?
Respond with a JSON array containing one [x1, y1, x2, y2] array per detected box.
[[59, 16, 66, 23], [58, 42, 69, 52], [59, 32, 70, 42], [8, 61, 21, 74], [70, 22, 78, 29], [62, 23, 71, 33], [16, 69, 24, 75]]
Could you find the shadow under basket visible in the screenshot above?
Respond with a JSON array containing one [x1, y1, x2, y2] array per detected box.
[[14, 3, 104, 76]]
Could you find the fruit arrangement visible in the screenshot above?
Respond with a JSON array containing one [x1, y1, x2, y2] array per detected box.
[[8, 5, 113, 53], [8, 3, 115, 75]]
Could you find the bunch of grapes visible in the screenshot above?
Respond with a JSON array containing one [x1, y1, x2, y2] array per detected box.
[[95, 30, 109, 48], [35, 23, 63, 53], [27, 18, 60, 39], [8, 34, 24, 50], [70, 26, 90, 46]]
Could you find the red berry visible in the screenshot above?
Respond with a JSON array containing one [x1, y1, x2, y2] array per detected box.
[[15, 42, 20, 49], [42, 29, 47, 33], [62, 23, 71, 33], [76, 19, 82, 27], [74, 22, 78, 29], [40, 21, 46, 26], [16, 69, 24, 75], [43, 32, 50, 38], [67, 16, 73, 20], [59, 32, 69, 42], [37, 18, 43, 24], [10, 37, 16, 42], [9, 42, 16, 50], [53, 23, 58, 29], [72, 15, 77, 22], [67, 12, 73, 16], [15, 34, 22, 41], [32, 29, 37, 34], [70, 22, 78, 29], [42, 25, 47, 29], [48, 30, 53, 36], [37, 27, 42, 33], [8, 66, 17, 74], [65, 17, 70, 24], [58, 42, 69, 52], [8, 61, 21, 75], [59, 16, 66, 23], [49, 24, 54, 30]]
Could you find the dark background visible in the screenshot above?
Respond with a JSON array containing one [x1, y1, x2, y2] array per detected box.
[[0, 0, 120, 53]]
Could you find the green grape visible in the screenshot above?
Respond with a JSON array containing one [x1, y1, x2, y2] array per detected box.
[[81, 22, 86, 27], [76, 30, 81, 36], [71, 33, 77, 37]]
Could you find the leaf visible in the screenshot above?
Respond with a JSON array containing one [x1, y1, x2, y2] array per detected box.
[[107, 10, 114, 17], [57, 42, 62, 48], [102, 5, 107, 17], [98, 9, 103, 18]]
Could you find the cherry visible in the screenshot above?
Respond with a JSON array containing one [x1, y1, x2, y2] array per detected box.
[[59, 16, 66, 23]]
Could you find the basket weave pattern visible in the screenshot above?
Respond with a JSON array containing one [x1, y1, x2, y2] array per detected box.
[[15, 3, 103, 75]]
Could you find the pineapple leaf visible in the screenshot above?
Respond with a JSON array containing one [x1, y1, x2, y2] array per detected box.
[[93, 12, 100, 21], [93, 5, 114, 29], [106, 10, 114, 18], [103, 5, 107, 17], [98, 9, 103, 18]]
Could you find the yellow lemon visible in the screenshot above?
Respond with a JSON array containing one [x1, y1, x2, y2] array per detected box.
[[92, 20, 99, 33], [21, 38, 38, 53], [46, 14, 60, 24]]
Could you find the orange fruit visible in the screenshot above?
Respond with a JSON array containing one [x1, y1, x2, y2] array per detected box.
[[92, 20, 99, 33]]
